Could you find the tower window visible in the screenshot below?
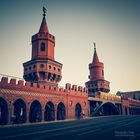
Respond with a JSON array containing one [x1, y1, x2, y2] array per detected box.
[[40, 42, 45, 51], [49, 65, 51, 69], [102, 70, 104, 76]]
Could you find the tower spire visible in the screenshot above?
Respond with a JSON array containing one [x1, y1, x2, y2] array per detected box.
[[39, 6, 49, 33], [92, 42, 99, 63], [94, 42, 96, 51]]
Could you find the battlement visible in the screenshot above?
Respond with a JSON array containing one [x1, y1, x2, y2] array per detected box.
[[32, 32, 55, 43], [89, 62, 104, 68], [0, 76, 88, 96], [65, 83, 87, 92]]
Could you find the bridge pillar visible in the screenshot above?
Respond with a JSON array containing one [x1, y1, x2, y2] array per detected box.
[[42, 109, 45, 122], [123, 106, 130, 115], [123, 106, 124, 115], [8, 102, 13, 124], [127, 107, 130, 115], [26, 109, 30, 123], [117, 104, 122, 115], [88, 101, 90, 117], [55, 109, 57, 120]]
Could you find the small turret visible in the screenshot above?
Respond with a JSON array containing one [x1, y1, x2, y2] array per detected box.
[[85, 43, 110, 97]]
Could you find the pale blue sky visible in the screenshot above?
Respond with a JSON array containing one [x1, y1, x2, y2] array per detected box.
[[0, 0, 140, 93]]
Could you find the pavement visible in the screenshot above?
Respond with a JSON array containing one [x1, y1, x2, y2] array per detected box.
[[0, 115, 140, 140]]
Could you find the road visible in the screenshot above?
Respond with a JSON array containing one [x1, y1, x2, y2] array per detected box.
[[0, 115, 140, 140]]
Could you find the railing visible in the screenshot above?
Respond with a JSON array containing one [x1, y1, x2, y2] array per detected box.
[[99, 93, 121, 102]]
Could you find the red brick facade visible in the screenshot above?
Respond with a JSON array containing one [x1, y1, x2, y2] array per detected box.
[[0, 8, 88, 125], [0, 77, 88, 125]]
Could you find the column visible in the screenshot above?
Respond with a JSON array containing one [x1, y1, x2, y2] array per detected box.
[[8, 102, 13, 124], [54, 104, 57, 121], [26, 108, 30, 123], [42, 109, 45, 122]]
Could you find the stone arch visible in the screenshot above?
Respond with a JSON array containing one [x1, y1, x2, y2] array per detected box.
[[13, 99, 27, 124], [97, 102, 119, 116], [29, 100, 42, 123], [75, 103, 82, 119], [13, 96, 27, 106], [0, 97, 8, 125], [57, 102, 66, 120], [44, 101, 55, 121]]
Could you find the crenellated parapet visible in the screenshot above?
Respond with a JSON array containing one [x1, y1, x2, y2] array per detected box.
[[65, 83, 87, 92], [0, 77, 88, 96], [32, 33, 55, 44], [65, 83, 88, 98]]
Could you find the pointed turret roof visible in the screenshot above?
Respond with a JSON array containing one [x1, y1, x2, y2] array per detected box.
[[39, 7, 49, 33], [92, 43, 99, 63]]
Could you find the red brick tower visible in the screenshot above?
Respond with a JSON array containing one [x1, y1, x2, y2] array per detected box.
[[85, 43, 110, 96], [23, 7, 62, 86]]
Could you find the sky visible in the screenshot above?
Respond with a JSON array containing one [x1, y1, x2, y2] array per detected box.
[[0, 0, 140, 93]]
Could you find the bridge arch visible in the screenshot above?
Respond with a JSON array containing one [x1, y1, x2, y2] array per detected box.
[[29, 100, 42, 123], [75, 103, 82, 119], [13, 99, 26, 124], [57, 102, 66, 120], [96, 102, 119, 116], [0, 97, 8, 125], [44, 101, 55, 121]]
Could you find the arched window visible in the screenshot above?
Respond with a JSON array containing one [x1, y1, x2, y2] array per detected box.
[[0, 98, 8, 125], [44, 101, 55, 121], [29, 100, 42, 123], [57, 102, 66, 120], [13, 99, 27, 124], [75, 103, 82, 119], [40, 42, 45, 51]]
